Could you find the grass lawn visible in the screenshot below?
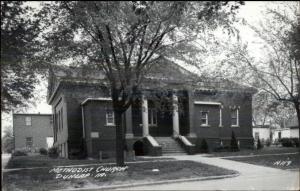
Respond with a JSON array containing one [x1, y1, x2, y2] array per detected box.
[[3, 160, 237, 191], [5, 154, 173, 169], [226, 153, 300, 170], [208, 146, 299, 158]]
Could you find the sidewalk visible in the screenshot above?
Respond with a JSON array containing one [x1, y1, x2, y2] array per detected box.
[[122, 155, 299, 190]]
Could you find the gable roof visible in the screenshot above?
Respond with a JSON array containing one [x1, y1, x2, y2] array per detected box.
[[47, 58, 256, 103]]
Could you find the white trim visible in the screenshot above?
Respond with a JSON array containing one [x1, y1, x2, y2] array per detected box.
[[81, 106, 85, 138], [106, 110, 115, 126], [146, 135, 159, 147], [81, 97, 112, 105], [200, 111, 209, 126], [194, 101, 221, 105], [231, 108, 239, 127], [219, 107, 223, 127], [47, 81, 61, 104]]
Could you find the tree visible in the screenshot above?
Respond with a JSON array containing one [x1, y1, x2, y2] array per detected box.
[[40, 1, 244, 166], [199, 138, 209, 153], [1, 1, 42, 112], [252, 91, 296, 128], [257, 137, 263, 150], [230, 131, 239, 152], [2, 127, 14, 153], [225, 2, 300, 137]]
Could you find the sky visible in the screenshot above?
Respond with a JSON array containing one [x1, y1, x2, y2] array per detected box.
[[1, 1, 297, 136]]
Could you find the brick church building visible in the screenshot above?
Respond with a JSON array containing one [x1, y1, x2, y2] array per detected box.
[[47, 59, 256, 159]]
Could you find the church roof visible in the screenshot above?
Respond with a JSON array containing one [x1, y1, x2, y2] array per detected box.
[[47, 58, 256, 102]]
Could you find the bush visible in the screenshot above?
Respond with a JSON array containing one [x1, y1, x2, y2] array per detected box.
[[257, 138, 263, 149], [12, 150, 27, 157], [281, 138, 298, 147], [48, 147, 59, 158], [291, 138, 299, 147], [199, 139, 209, 153], [265, 139, 271, 147], [230, 131, 239, 152], [39, 148, 48, 155]]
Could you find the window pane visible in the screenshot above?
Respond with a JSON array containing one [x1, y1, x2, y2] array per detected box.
[[26, 137, 33, 147], [231, 109, 238, 125], [232, 118, 237, 126], [25, 117, 31, 126], [201, 112, 208, 125], [106, 111, 114, 125]]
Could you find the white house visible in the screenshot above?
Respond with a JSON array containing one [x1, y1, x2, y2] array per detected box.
[[252, 125, 271, 142], [273, 117, 299, 141]]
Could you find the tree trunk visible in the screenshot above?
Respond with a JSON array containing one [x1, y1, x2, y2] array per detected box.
[[114, 109, 125, 166], [294, 102, 300, 139]]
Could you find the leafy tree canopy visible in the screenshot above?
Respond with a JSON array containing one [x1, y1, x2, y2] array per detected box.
[[39, 1, 244, 165], [1, 1, 42, 112]]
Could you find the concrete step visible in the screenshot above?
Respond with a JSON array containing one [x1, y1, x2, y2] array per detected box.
[[154, 137, 186, 155]]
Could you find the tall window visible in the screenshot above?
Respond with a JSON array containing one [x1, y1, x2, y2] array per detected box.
[[25, 116, 31, 126], [231, 108, 239, 126], [106, 110, 115, 126], [148, 108, 157, 126], [26, 137, 33, 148], [200, 111, 208, 126]]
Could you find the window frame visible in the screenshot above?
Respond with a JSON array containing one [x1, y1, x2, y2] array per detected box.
[[106, 110, 115, 126], [25, 116, 32, 126], [148, 108, 157, 126], [200, 111, 209, 127], [231, 108, 239, 127], [26, 137, 33, 148]]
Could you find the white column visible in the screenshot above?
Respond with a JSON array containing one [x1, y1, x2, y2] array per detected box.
[[142, 95, 149, 137], [172, 94, 180, 137], [219, 105, 223, 127], [237, 108, 239, 126]]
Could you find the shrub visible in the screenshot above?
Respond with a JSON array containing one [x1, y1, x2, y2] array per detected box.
[[265, 139, 271, 147], [69, 148, 86, 159], [281, 138, 295, 147], [199, 139, 209, 153], [39, 148, 48, 155], [291, 138, 299, 147], [12, 150, 27, 157], [257, 138, 263, 149], [48, 147, 59, 158], [230, 131, 239, 152]]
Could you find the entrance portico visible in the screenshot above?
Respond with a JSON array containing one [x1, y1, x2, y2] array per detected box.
[[137, 91, 182, 138]]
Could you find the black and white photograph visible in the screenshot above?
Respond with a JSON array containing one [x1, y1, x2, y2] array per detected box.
[[1, 1, 299, 190]]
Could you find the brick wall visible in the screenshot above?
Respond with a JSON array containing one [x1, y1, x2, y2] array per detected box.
[[13, 114, 53, 150], [192, 90, 254, 149]]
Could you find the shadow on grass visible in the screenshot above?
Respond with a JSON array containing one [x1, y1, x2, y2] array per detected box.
[[3, 160, 237, 191]]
